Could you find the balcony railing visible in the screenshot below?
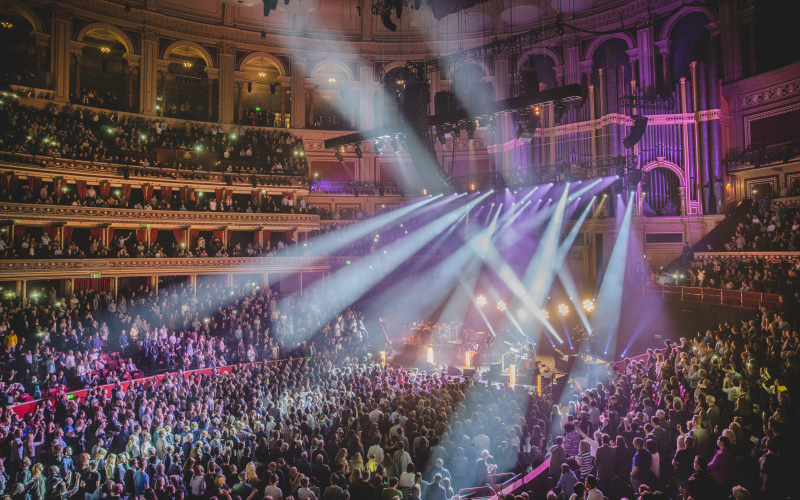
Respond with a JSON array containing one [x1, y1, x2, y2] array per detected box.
[[0, 203, 321, 230], [0, 152, 309, 191], [626, 283, 781, 310], [0, 256, 332, 279], [725, 140, 800, 173]]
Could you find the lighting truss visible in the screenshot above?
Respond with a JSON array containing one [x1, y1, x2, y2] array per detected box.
[[407, 18, 566, 76]]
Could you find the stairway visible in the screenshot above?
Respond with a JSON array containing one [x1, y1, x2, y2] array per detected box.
[[664, 198, 753, 272]]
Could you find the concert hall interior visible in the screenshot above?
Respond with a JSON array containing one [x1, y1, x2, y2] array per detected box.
[[0, 0, 799, 499]]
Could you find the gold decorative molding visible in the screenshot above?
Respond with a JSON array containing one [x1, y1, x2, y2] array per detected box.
[[0, 203, 321, 230], [0, 256, 331, 279]]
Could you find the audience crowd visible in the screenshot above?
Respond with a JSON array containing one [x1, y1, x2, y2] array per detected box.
[[0, 100, 308, 177]]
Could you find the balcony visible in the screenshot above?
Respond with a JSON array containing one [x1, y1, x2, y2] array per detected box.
[[0, 255, 331, 279], [0, 152, 309, 193]]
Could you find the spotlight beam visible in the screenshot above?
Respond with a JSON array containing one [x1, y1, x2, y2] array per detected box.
[[596, 191, 636, 357], [288, 193, 489, 334]]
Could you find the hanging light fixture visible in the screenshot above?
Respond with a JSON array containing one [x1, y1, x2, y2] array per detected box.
[[0, 21, 13, 29], [100, 47, 110, 53], [259, 72, 267, 78], [328, 78, 336, 83]]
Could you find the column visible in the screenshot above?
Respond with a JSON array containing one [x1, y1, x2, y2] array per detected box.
[[139, 29, 159, 115], [34, 33, 50, 85], [348, 80, 359, 129], [299, 272, 303, 294], [290, 54, 307, 129], [588, 84, 597, 158], [553, 65, 565, 87], [236, 81, 244, 123], [636, 24, 656, 96], [113, 277, 118, 300], [654, 40, 672, 92], [218, 42, 236, 124], [21, 280, 26, 299], [72, 51, 82, 100], [279, 76, 291, 127], [707, 27, 723, 214], [359, 57, 374, 130], [152, 276, 158, 294], [719, 1, 742, 81], [50, 7, 72, 103], [564, 39, 582, 85], [159, 70, 167, 116], [307, 85, 315, 127], [626, 49, 641, 91], [126, 55, 140, 113], [207, 67, 218, 122]]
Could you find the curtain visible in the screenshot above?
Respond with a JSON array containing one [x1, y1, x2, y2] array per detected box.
[[54, 178, 67, 195], [135, 229, 148, 245], [282, 191, 294, 200], [14, 225, 25, 243], [42, 227, 59, 244], [122, 184, 131, 200], [73, 277, 114, 292], [107, 228, 114, 243], [142, 184, 153, 202], [27, 176, 42, 190], [149, 229, 158, 243], [213, 230, 230, 244], [99, 181, 111, 198], [62, 227, 73, 243], [255, 231, 271, 244], [162, 186, 173, 203], [215, 189, 223, 203], [173, 230, 186, 246], [76, 180, 87, 200], [189, 230, 199, 247]]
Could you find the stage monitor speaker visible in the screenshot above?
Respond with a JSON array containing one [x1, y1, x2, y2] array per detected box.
[[446, 365, 463, 376], [485, 362, 501, 381], [554, 355, 576, 374], [623, 115, 648, 149], [462, 368, 476, 378], [434, 91, 456, 115]]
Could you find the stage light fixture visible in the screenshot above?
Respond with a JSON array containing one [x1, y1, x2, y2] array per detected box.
[[390, 138, 399, 153], [497, 301, 507, 312], [261, 31, 267, 39], [558, 303, 569, 316], [334, 151, 344, 163], [476, 295, 487, 307], [466, 120, 476, 140], [436, 127, 447, 145], [354, 144, 363, 159], [452, 125, 460, 140], [381, 12, 397, 31], [582, 299, 595, 313], [509, 365, 517, 386], [517, 309, 528, 320], [543, 309, 549, 319], [374, 140, 383, 156], [466, 350, 473, 368], [427, 347, 434, 364], [379, 351, 386, 367]]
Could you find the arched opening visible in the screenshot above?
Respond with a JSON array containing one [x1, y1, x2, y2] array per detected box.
[[309, 61, 353, 130], [241, 56, 284, 127], [161, 44, 213, 121], [75, 26, 134, 109], [643, 167, 681, 216], [451, 63, 487, 109], [0, 12, 47, 89], [669, 12, 710, 86]]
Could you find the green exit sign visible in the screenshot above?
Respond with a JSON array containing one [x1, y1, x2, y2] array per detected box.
[[91, 274, 101, 279]]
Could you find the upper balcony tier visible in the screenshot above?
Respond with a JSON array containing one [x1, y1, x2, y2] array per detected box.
[[0, 202, 321, 231]]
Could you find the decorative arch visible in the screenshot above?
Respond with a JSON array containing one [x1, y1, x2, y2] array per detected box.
[[162, 40, 215, 68], [583, 33, 635, 61], [642, 159, 685, 187], [75, 22, 135, 54], [659, 6, 716, 41], [238, 52, 287, 76], [442, 59, 493, 81], [309, 58, 356, 81], [0, 0, 43, 32], [516, 47, 562, 72]]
